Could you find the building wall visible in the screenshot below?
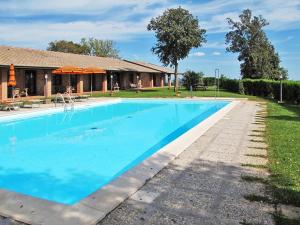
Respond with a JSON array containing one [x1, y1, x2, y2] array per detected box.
[[0, 68, 8, 100], [0, 67, 165, 101], [141, 73, 151, 87]]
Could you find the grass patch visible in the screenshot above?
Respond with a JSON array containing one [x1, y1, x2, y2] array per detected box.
[[266, 102, 300, 206], [247, 146, 267, 150], [273, 213, 300, 225], [93, 87, 258, 99], [244, 194, 273, 204], [240, 220, 264, 225], [241, 175, 267, 183], [245, 154, 267, 158], [249, 139, 265, 143], [241, 164, 268, 169], [248, 134, 264, 137]]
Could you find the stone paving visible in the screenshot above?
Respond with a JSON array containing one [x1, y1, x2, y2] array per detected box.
[[0, 101, 274, 225], [97, 101, 273, 225]]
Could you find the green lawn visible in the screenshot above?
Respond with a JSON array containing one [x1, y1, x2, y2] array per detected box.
[[92, 86, 257, 99], [266, 102, 300, 207]]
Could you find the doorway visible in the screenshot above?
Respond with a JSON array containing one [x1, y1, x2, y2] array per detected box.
[[25, 70, 37, 95], [70, 75, 77, 93]]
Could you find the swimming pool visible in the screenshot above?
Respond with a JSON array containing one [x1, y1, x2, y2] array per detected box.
[[0, 99, 229, 205]]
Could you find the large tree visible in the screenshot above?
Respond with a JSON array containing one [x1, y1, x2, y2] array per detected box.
[[80, 38, 119, 58], [47, 38, 119, 58], [225, 9, 287, 80], [47, 40, 84, 54], [148, 7, 207, 92]]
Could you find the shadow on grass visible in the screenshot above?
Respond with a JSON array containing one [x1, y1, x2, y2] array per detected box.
[[273, 212, 300, 225], [268, 174, 300, 206], [240, 220, 264, 225], [241, 164, 267, 169], [267, 115, 300, 122], [245, 154, 267, 158], [244, 194, 273, 204], [241, 175, 267, 184]]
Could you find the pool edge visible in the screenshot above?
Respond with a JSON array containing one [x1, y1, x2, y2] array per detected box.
[[0, 99, 240, 225]]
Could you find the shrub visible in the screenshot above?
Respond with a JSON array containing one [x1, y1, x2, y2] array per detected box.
[[203, 77, 215, 86], [221, 78, 300, 103], [182, 71, 204, 91]]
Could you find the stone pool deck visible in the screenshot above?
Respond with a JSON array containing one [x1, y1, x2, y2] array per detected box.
[[0, 100, 274, 225], [97, 101, 273, 225]]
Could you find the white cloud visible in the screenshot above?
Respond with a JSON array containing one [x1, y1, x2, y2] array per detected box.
[[0, 0, 299, 49], [193, 52, 206, 57], [0, 0, 169, 16], [0, 18, 151, 48], [183, 0, 300, 33], [212, 51, 221, 56]]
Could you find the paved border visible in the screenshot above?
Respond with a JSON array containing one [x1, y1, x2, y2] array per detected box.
[[0, 99, 239, 225]]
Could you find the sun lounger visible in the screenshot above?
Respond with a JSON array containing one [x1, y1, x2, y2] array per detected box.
[[75, 94, 90, 101], [22, 99, 43, 108], [0, 101, 23, 111]]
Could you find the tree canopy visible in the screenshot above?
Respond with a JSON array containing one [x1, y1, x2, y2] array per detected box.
[[47, 38, 120, 58], [148, 7, 206, 91], [225, 9, 288, 80], [47, 40, 84, 54], [80, 38, 119, 58]]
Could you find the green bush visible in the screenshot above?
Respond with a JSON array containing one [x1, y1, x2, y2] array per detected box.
[[182, 71, 204, 91], [221, 78, 300, 103], [203, 77, 215, 86], [220, 78, 240, 93]]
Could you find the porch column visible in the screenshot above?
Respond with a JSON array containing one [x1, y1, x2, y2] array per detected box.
[[160, 74, 164, 87], [102, 74, 107, 92], [44, 73, 52, 98], [0, 68, 8, 101], [150, 74, 154, 88], [77, 74, 83, 94], [168, 74, 172, 89]]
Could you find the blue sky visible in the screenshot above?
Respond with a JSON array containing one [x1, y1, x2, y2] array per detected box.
[[0, 0, 299, 80]]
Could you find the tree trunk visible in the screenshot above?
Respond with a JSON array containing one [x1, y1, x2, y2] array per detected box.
[[173, 62, 178, 92]]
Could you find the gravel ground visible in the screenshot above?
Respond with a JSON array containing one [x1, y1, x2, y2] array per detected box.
[[1, 101, 273, 225]]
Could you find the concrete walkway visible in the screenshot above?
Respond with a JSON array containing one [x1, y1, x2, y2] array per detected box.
[[97, 101, 273, 225], [0, 101, 273, 225]]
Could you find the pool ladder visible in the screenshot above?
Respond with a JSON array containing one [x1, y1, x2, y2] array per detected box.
[[54, 93, 74, 111]]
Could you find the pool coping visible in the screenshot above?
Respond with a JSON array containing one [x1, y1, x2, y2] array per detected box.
[[0, 99, 240, 225]]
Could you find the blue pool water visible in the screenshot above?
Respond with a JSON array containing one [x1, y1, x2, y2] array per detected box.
[[0, 100, 228, 204]]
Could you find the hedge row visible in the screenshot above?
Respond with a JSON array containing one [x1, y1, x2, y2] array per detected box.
[[203, 77, 216, 86], [220, 78, 300, 103]]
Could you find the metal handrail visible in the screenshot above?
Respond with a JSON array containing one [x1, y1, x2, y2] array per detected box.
[[54, 93, 74, 111]]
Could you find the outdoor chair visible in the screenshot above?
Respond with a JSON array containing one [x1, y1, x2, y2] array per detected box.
[[113, 83, 120, 92], [130, 83, 137, 89], [12, 88, 21, 99], [20, 88, 29, 97]]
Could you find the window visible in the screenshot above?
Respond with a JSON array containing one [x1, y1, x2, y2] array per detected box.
[[52, 75, 62, 86]]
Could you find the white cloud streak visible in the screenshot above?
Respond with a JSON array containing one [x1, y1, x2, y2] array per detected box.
[[193, 52, 206, 57], [212, 51, 221, 56]]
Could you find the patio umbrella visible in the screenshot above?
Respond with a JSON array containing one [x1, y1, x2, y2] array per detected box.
[[52, 66, 84, 75], [52, 66, 85, 92], [8, 64, 16, 100], [83, 67, 106, 96]]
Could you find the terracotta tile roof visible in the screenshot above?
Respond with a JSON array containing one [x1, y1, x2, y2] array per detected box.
[[0, 45, 161, 73], [125, 60, 174, 74]]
